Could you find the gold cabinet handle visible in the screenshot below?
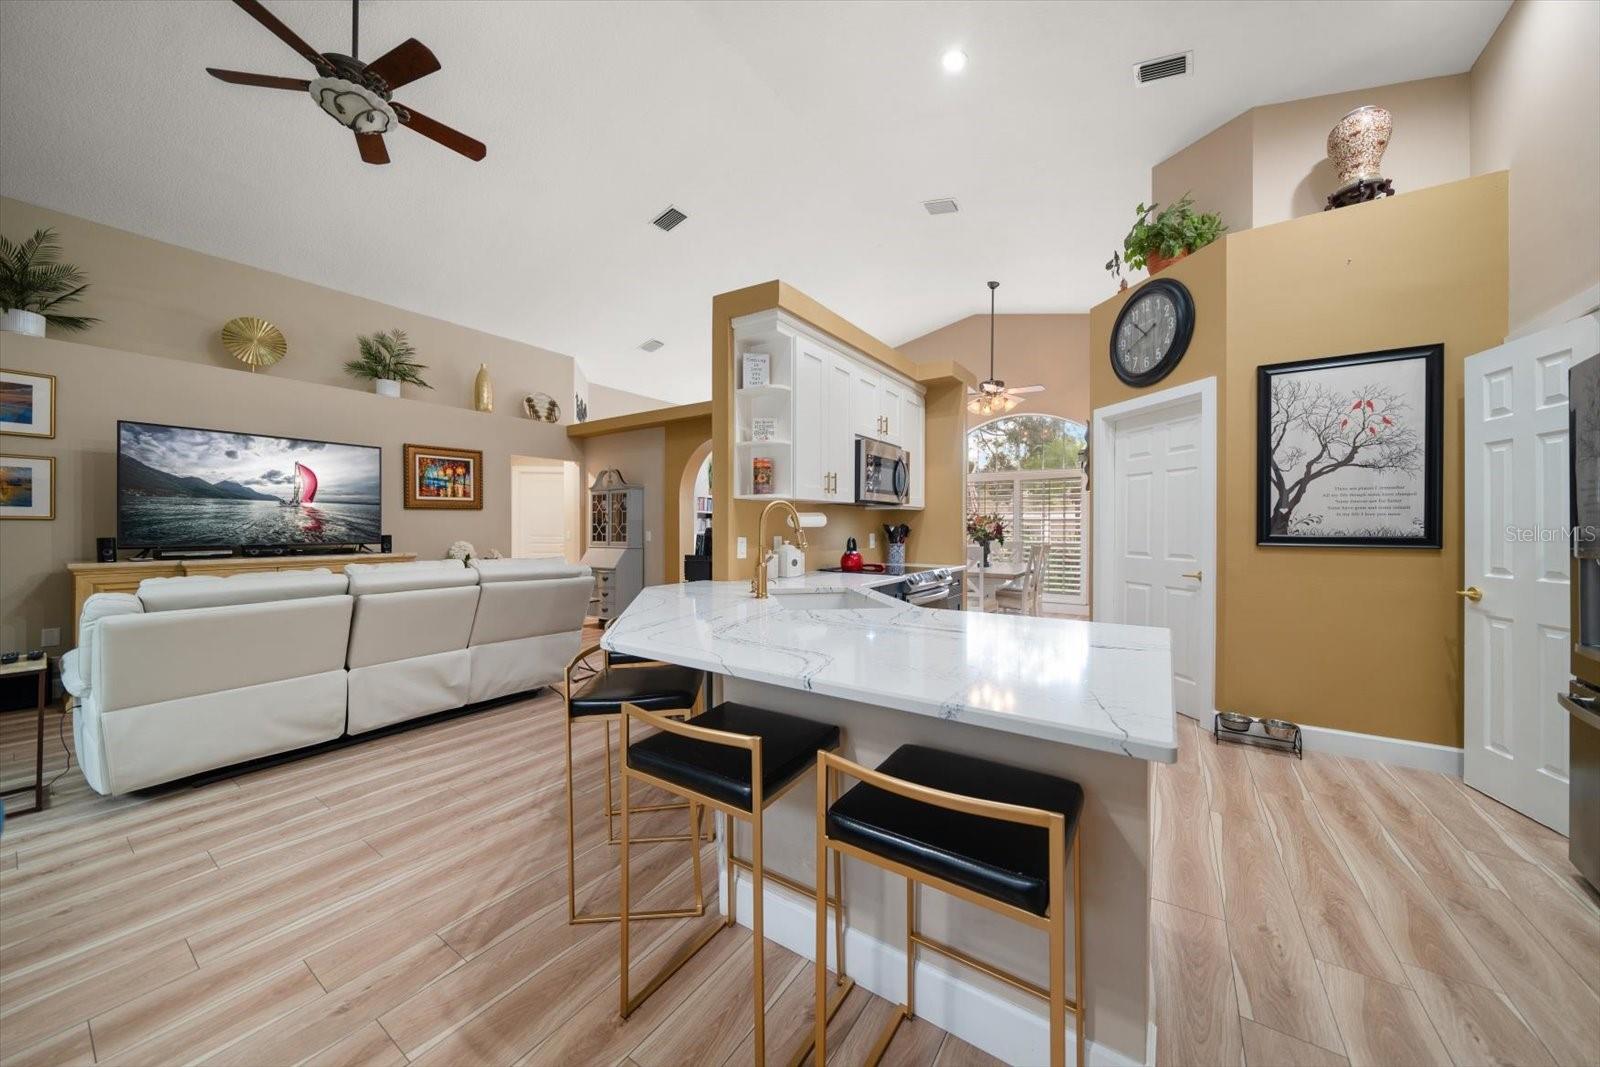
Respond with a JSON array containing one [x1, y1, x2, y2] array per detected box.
[[1457, 586, 1483, 603], [1181, 570, 1203, 582]]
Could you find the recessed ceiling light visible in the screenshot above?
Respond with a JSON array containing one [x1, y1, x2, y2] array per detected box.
[[941, 48, 967, 74]]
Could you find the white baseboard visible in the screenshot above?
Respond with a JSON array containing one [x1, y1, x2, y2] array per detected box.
[[728, 871, 1148, 1067], [1183, 712, 1463, 776]]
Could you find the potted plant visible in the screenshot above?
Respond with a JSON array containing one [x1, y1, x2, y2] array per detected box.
[[967, 512, 1006, 567], [1116, 194, 1225, 277], [345, 328, 431, 397], [0, 228, 99, 336]]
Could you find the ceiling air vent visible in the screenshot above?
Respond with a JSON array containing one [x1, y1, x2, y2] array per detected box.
[[1135, 51, 1190, 85], [922, 197, 960, 216], [638, 338, 664, 353], [650, 205, 688, 232]]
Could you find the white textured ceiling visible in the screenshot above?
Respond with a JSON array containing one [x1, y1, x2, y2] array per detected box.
[[0, 0, 1506, 403]]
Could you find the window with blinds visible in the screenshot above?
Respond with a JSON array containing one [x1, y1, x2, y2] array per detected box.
[[966, 471, 1088, 604]]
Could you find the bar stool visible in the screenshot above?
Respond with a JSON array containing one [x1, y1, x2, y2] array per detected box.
[[618, 701, 853, 1067], [814, 744, 1086, 1067], [562, 644, 708, 924]]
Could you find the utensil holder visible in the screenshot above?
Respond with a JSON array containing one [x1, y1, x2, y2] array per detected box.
[[887, 543, 906, 570]]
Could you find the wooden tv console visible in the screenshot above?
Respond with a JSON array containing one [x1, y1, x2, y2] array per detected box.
[[67, 553, 417, 642]]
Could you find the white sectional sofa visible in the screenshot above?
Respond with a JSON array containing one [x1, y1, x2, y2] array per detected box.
[[60, 559, 591, 795]]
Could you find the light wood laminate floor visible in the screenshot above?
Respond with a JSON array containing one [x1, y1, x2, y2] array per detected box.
[[2, 695, 1597, 1066]]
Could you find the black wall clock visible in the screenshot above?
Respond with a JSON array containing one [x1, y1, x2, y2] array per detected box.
[[1110, 278, 1195, 387]]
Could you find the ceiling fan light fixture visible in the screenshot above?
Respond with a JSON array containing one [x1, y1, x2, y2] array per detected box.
[[309, 76, 396, 133]]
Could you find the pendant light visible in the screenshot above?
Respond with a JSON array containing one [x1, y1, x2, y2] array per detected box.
[[968, 280, 1021, 417]]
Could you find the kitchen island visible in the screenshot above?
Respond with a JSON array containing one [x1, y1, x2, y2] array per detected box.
[[603, 574, 1175, 1066]]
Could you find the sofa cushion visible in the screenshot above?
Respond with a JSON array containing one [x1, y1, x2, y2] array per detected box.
[[471, 558, 589, 583], [137, 569, 346, 612], [60, 648, 87, 697], [345, 559, 478, 595], [75, 592, 144, 691]]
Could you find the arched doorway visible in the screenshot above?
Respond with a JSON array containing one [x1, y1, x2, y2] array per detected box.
[[966, 414, 1089, 611], [677, 439, 713, 581]]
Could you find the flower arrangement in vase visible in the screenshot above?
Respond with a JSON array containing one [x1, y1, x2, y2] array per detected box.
[[966, 512, 1006, 567]]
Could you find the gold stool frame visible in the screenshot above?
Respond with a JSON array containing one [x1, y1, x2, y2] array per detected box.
[[563, 644, 707, 925], [618, 702, 853, 1067], [812, 751, 1085, 1067]]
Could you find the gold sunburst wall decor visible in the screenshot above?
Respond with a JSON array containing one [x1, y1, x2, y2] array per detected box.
[[221, 316, 287, 372]]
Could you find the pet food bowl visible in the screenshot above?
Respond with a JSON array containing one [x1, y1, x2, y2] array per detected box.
[[1261, 718, 1299, 741], [1217, 712, 1253, 733]]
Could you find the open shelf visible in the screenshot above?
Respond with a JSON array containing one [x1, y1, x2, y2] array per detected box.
[[735, 384, 791, 399], [736, 439, 792, 448]]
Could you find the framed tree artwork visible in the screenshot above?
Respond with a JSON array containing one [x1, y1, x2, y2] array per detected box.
[[403, 444, 483, 510], [1257, 345, 1442, 547]]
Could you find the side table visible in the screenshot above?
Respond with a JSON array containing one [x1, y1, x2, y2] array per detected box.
[[1, 655, 49, 817]]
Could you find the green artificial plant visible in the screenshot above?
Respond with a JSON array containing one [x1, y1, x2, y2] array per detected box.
[[1117, 194, 1226, 273], [345, 329, 433, 388], [0, 228, 99, 331]]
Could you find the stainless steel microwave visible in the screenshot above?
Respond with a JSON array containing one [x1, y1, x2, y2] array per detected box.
[[855, 436, 910, 506]]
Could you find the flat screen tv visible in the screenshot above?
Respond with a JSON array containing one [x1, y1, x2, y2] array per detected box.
[[118, 420, 381, 550]]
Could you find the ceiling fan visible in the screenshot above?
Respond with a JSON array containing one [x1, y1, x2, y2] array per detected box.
[[206, 0, 486, 165], [967, 281, 1044, 416]]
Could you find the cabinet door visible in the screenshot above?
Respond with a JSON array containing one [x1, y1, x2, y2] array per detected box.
[[826, 351, 858, 500], [850, 359, 881, 441], [879, 378, 904, 445], [904, 392, 926, 508], [793, 339, 831, 501]]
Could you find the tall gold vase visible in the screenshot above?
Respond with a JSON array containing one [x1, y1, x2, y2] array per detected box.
[[473, 363, 494, 413]]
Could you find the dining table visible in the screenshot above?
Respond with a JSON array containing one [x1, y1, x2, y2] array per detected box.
[[968, 558, 1031, 610]]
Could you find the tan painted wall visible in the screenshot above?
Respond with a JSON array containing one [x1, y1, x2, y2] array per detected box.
[[897, 313, 1092, 429], [1153, 76, 1471, 236], [1091, 174, 1509, 748], [711, 283, 972, 580], [1469, 0, 1600, 332], [589, 383, 671, 421], [1152, 110, 1255, 232], [663, 415, 714, 581], [0, 334, 579, 653], [0, 198, 582, 421]]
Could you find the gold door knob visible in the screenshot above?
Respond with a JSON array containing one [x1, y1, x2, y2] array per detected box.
[[1457, 586, 1483, 603], [1181, 570, 1203, 582]]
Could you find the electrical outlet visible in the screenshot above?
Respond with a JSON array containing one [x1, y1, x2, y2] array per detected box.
[[41, 627, 61, 647], [736, 536, 748, 559], [868, 532, 877, 549], [645, 530, 652, 543]]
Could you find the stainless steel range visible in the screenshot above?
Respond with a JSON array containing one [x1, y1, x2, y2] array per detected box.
[[883, 567, 962, 610]]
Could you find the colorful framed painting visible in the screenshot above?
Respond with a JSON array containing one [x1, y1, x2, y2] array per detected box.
[[403, 444, 483, 510], [0, 454, 55, 520], [0, 370, 56, 439]]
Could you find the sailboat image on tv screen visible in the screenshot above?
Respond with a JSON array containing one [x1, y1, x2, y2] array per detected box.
[[279, 461, 318, 507]]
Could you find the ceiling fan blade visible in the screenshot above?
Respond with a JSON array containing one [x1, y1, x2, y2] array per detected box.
[[355, 131, 390, 165], [206, 67, 310, 91], [1011, 385, 1046, 394], [395, 104, 486, 161], [232, 0, 328, 71], [364, 38, 440, 91]]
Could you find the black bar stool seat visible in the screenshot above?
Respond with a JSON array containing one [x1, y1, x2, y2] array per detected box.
[[828, 744, 1084, 916], [627, 701, 841, 811], [605, 651, 656, 666], [569, 664, 703, 717]]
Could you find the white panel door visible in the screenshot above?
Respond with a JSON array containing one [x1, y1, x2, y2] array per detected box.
[[1112, 399, 1207, 719], [794, 339, 830, 502], [1464, 315, 1600, 832], [512, 467, 566, 558]]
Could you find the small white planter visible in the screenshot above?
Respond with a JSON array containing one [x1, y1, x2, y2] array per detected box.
[[0, 309, 47, 336], [374, 379, 402, 398]]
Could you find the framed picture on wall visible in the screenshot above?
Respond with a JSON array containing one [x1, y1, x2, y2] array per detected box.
[[0, 369, 56, 439], [1257, 344, 1442, 547], [403, 444, 484, 510], [0, 453, 55, 520]]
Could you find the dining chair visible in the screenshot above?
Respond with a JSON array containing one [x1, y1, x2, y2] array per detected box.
[[964, 544, 987, 612], [995, 542, 1048, 616]]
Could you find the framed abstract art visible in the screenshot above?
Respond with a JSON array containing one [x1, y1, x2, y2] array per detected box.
[[403, 444, 483, 510]]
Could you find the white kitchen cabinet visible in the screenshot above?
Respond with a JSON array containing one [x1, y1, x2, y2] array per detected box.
[[731, 309, 925, 508], [904, 391, 925, 508]]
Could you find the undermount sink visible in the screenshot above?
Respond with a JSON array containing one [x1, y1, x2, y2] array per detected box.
[[768, 590, 894, 611]]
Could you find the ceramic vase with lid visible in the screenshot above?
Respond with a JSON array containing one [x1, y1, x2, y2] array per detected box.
[[1327, 105, 1392, 190]]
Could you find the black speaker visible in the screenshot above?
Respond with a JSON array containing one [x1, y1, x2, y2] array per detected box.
[[380, 534, 393, 554], [96, 537, 117, 563]]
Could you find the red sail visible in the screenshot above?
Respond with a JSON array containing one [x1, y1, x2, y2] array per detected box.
[[296, 461, 318, 503]]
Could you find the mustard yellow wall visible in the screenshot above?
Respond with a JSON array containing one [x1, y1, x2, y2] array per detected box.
[[663, 414, 714, 579], [711, 283, 971, 580], [1091, 173, 1509, 748]]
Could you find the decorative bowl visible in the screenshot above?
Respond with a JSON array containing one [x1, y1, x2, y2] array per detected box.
[[1261, 718, 1299, 741], [1217, 711, 1253, 733]]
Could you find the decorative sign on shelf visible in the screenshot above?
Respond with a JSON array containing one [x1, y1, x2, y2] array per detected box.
[[751, 416, 778, 442], [742, 352, 771, 388]]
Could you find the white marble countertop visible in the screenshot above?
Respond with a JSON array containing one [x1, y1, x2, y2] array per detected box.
[[602, 573, 1177, 762]]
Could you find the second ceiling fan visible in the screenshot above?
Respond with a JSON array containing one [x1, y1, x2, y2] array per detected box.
[[206, 0, 486, 165]]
